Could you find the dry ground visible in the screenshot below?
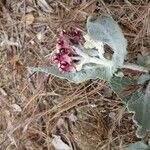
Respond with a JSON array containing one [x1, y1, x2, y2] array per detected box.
[[0, 0, 150, 150]]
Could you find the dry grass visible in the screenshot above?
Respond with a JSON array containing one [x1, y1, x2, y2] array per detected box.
[[0, 0, 150, 150]]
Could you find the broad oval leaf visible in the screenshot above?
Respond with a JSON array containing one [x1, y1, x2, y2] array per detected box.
[[137, 54, 150, 67], [138, 74, 150, 85], [110, 76, 136, 103], [52, 135, 71, 150], [124, 141, 149, 150], [111, 76, 150, 138], [29, 65, 113, 83], [127, 82, 150, 138], [87, 15, 127, 69]]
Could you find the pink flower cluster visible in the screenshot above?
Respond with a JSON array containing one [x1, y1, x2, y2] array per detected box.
[[52, 28, 82, 73]]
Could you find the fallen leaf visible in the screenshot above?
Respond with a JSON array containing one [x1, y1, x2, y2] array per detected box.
[[56, 118, 65, 129], [20, 6, 35, 13], [68, 113, 77, 122], [37, 0, 54, 13], [25, 13, 34, 25], [11, 104, 22, 113], [52, 135, 71, 150], [37, 32, 45, 42]]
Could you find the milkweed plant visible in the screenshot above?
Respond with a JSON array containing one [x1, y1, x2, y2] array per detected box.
[[30, 15, 150, 139]]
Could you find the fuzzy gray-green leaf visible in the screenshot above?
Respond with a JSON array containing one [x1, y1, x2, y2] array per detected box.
[[127, 82, 150, 138], [29, 65, 113, 83], [124, 141, 149, 150], [87, 15, 127, 69], [137, 54, 150, 67], [138, 74, 150, 85], [110, 76, 136, 103], [111, 76, 150, 138]]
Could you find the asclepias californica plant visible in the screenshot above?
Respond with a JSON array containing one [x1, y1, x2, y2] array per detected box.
[[29, 15, 150, 138]]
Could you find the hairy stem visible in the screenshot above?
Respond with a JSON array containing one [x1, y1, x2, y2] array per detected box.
[[122, 63, 149, 73], [67, 46, 148, 73], [88, 57, 149, 73], [88, 57, 113, 67]]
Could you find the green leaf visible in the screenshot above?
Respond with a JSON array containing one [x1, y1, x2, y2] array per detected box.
[[111, 76, 150, 138], [29, 65, 113, 83], [124, 141, 149, 150], [138, 74, 150, 85], [127, 82, 150, 137], [110, 76, 136, 103], [87, 15, 127, 69], [137, 54, 150, 67], [85, 48, 99, 57]]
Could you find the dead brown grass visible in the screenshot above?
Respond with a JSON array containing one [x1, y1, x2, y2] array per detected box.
[[0, 0, 150, 150]]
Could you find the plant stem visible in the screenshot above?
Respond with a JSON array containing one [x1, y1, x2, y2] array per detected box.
[[72, 46, 149, 73], [88, 57, 149, 73], [89, 57, 113, 67], [122, 63, 149, 73]]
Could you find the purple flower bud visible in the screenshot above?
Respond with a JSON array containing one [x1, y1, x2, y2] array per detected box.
[[52, 28, 83, 73], [58, 62, 76, 73]]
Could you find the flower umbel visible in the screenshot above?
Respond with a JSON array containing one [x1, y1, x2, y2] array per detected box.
[[52, 28, 85, 73], [51, 28, 115, 73], [52, 47, 76, 73], [56, 29, 82, 49]]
